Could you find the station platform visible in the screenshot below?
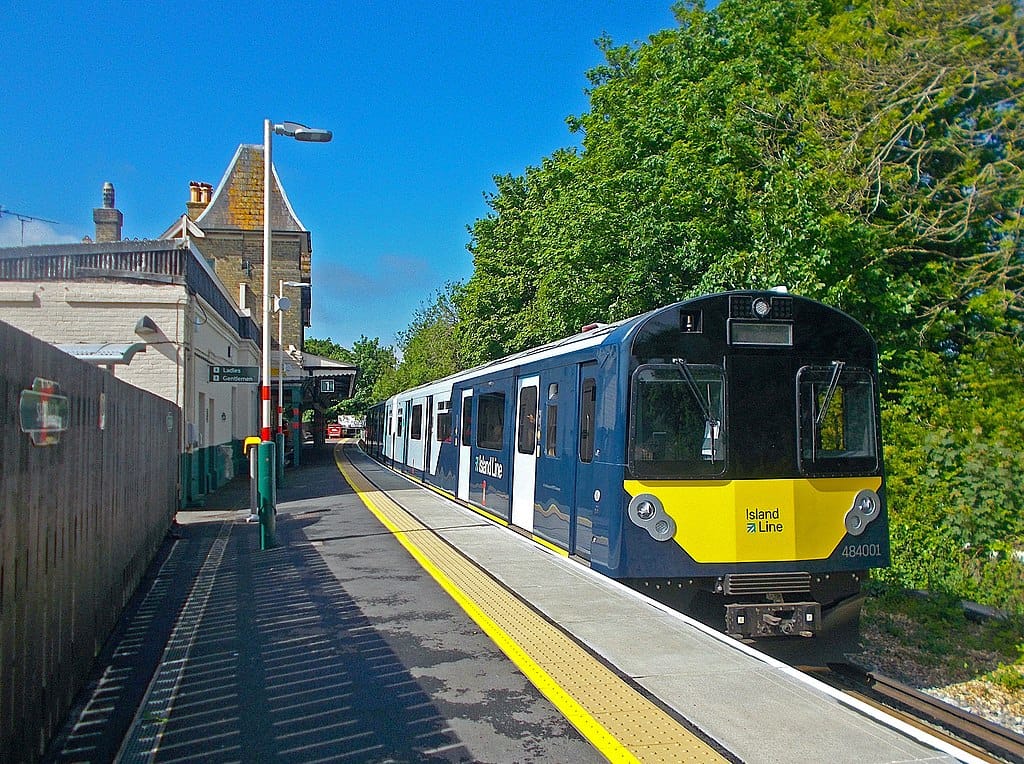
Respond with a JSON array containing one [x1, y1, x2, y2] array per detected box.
[[46, 442, 970, 763]]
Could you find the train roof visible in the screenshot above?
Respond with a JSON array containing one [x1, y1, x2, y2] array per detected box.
[[382, 290, 871, 401]]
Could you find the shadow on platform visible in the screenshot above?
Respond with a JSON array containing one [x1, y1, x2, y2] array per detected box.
[[46, 443, 474, 763]]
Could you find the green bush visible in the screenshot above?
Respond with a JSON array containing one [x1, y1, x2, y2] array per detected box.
[[881, 338, 1024, 614]]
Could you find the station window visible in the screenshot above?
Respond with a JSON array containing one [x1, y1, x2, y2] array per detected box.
[[411, 404, 423, 440], [477, 393, 505, 451], [517, 385, 539, 455], [579, 377, 596, 463]]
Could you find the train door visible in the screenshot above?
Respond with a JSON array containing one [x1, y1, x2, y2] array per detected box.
[[457, 389, 472, 500], [423, 394, 434, 480], [511, 376, 539, 533], [533, 368, 578, 551], [396, 400, 409, 471], [387, 403, 397, 466], [573, 362, 598, 561]]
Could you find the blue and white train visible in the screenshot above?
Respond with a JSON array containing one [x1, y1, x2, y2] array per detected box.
[[364, 290, 889, 653]]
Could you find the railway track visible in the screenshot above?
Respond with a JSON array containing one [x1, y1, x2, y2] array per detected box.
[[805, 663, 1024, 763]]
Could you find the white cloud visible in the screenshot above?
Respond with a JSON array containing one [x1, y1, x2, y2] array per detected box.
[[0, 216, 84, 247]]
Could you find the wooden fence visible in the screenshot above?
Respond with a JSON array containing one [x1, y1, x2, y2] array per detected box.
[[0, 321, 178, 761]]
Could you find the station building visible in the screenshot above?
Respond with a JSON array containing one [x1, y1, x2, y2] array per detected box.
[[0, 146, 356, 506]]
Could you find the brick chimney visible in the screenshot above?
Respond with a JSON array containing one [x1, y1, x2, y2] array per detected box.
[[93, 182, 123, 242], [186, 181, 213, 220]]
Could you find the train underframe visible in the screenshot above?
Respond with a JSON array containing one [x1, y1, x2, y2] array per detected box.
[[627, 569, 867, 666]]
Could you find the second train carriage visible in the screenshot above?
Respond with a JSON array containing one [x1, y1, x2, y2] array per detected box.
[[365, 290, 889, 652]]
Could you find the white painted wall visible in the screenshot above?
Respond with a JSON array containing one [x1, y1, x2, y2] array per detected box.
[[0, 280, 259, 453]]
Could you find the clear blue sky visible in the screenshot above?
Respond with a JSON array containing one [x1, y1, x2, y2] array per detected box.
[[0, 1, 681, 350]]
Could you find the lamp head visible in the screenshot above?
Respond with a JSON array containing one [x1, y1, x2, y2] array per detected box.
[[274, 121, 332, 143]]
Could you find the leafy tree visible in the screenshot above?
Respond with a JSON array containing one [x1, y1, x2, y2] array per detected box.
[[343, 336, 397, 415], [376, 282, 467, 396], [305, 335, 397, 417], [406, 0, 1024, 607], [801, 0, 1024, 358], [304, 337, 349, 363]]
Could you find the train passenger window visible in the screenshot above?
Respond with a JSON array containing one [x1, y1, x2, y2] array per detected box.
[[437, 412, 452, 442], [579, 378, 596, 463], [461, 396, 472, 444], [477, 393, 505, 451], [545, 404, 558, 456], [797, 365, 878, 473], [397, 413, 403, 437], [436, 400, 452, 442], [411, 404, 423, 440], [628, 364, 726, 478], [517, 385, 539, 454]]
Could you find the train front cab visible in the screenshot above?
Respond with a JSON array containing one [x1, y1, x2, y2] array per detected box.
[[619, 292, 889, 652]]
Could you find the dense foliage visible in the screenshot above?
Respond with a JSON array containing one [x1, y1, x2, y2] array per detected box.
[[376, 282, 467, 398], [352, 0, 1024, 610], [305, 336, 397, 418]]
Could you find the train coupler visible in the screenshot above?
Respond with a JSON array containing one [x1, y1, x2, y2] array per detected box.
[[725, 601, 821, 638]]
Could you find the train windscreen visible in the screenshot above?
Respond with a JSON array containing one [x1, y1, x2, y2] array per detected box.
[[629, 363, 726, 478]]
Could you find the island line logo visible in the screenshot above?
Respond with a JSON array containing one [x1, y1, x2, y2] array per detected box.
[[746, 507, 783, 534]]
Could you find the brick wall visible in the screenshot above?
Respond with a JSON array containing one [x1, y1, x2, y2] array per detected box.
[[194, 232, 308, 350]]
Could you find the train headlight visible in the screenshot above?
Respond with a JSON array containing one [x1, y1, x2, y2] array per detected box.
[[752, 297, 771, 318], [635, 500, 657, 522], [845, 489, 881, 536], [628, 494, 677, 542]]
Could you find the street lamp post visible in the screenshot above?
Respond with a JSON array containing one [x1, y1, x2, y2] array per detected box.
[[258, 118, 331, 550], [276, 279, 310, 486]]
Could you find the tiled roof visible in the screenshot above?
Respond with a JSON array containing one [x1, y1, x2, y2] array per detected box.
[[195, 144, 307, 232]]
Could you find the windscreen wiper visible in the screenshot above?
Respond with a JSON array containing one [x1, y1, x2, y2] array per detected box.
[[672, 358, 722, 461], [672, 358, 713, 422], [815, 360, 846, 427]]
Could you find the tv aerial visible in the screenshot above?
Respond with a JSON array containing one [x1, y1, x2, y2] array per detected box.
[[0, 205, 60, 245]]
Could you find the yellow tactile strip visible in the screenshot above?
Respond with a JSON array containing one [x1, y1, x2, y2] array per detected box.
[[334, 448, 728, 764]]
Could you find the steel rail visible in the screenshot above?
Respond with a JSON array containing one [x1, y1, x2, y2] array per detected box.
[[811, 663, 1024, 764]]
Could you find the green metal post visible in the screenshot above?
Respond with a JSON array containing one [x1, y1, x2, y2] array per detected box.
[[257, 441, 277, 549]]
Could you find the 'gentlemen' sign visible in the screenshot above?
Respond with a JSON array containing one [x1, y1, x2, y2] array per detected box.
[[209, 366, 259, 383]]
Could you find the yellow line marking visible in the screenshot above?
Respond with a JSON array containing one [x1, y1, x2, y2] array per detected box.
[[531, 534, 570, 556], [334, 445, 728, 763]]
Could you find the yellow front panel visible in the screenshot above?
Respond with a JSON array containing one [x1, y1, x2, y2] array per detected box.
[[624, 477, 882, 563]]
